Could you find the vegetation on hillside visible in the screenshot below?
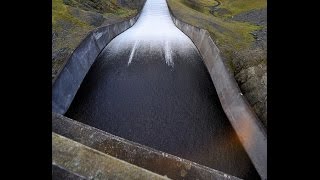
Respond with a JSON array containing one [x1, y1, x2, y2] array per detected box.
[[52, 0, 93, 51], [168, 0, 266, 62], [52, 0, 139, 79], [218, 0, 266, 17]]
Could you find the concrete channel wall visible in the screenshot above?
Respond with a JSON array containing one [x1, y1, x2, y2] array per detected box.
[[167, 4, 267, 180], [52, 1, 146, 114]]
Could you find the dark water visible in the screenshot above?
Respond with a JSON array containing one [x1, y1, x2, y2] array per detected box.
[[66, 0, 260, 178], [66, 46, 260, 179]]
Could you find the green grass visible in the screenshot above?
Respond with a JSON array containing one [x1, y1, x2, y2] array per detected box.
[[167, 0, 266, 73], [109, 8, 137, 18], [52, 0, 141, 79], [53, 0, 94, 49], [182, 0, 219, 15], [180, 0, 266, 18], [219, 0, 266, 17], [52, 0, 89, 29], [168, 0, 260, 50], [52, 0, 138, 50]]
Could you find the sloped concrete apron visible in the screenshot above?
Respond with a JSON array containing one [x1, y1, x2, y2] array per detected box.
[[166, 2, 267, 179]]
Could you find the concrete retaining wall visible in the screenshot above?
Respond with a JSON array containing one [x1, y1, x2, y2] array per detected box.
[[167, 4, 267, 179], [53, 113, 240, 180], [52, 8, 145, 114], [52, 132, 170, 179]]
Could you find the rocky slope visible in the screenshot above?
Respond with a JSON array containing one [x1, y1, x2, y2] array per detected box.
[[52, 0, 144, 80], [167, 0, 267, 128]]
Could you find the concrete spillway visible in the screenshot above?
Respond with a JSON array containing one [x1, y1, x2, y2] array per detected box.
[[97, 0, 198, 67], [65, 0, 260, 179]]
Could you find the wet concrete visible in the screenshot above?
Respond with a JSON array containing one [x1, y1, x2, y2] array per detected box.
[[65, 0, 260, 179]]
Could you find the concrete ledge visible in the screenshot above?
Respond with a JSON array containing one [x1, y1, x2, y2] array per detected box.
[[53, 113, 241, 180], [53, 132, 169, 179], [166, 2, 267, 179], [52, 2, 145, 115]]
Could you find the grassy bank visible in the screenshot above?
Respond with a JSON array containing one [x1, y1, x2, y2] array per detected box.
[[168, 0, 265, 58], [52, 0, 139, 79]]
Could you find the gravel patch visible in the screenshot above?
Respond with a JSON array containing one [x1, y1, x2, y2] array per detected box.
[[232, 8, 267, 26], [233, 8, 267, 50]]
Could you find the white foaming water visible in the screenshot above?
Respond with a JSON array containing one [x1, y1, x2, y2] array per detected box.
[[103, 0, 199, 66]]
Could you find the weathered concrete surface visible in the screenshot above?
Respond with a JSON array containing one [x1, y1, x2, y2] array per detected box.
[[52, 132, 170, 180], [53, 113, 241, 180], [52, 10, 143, 115], [167, 3, 267, 179]]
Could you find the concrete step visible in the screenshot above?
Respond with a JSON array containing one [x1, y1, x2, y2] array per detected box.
[[53, 132, 170, 179], [52, 112, 241, 180]]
